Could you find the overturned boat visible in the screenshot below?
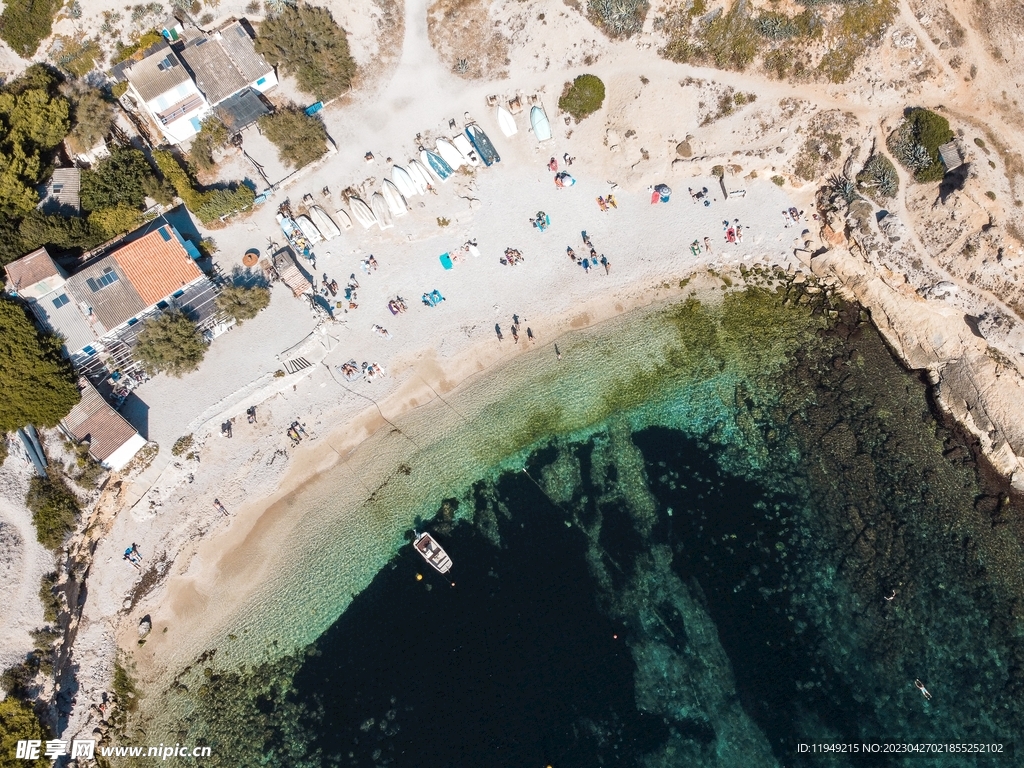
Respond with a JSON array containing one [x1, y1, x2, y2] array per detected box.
[[348, 196, 377, 230], [420, 149, 453, 183], [381, 179, 408, 217], [309, 206, 341, 240], [406, 160, 432, 194], [496, 104, 517, 137], [371, 192, 394, 230], [295, 215, 323, 245], [391, 165, 419, 198]]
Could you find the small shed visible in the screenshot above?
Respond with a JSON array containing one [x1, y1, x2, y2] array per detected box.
[[938, 140, 963, 172], [39, 168, 82, 215], [61, 379, 147, 471]]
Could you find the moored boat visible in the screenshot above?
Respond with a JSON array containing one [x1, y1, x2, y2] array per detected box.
[[295, 215, 323, 245], [371, 192, 394, 229], [309, 206, 341, 240], [413, 531, 452, 574], [496, 104, 517, 137], [381, 179, 408, 217], [420, 149, 453, 183], [531, 105, 552, 142], [435, 138, 465, 170], [406, 160, 432, 193], [466, 123, 501, 166], [452, 134, 480, 166], [348, 196, 377, 229], [334, 207, 353, 230], [392, 165, 419, 197]]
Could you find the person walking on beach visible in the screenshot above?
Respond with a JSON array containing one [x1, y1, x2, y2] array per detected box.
[[495, 324, 503, 342], [511, 325, 520, 343], [704, 237, 712, 253], [512, 314, 520, 327], [555, 344, 562, 360], [567, 246, 577, 262], [131, 543, 142, 560], [601, 255, 610, 274], [527, 327, 535, 341], [582, 231, 592, 248]]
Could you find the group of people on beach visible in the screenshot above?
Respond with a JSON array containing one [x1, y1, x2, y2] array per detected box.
[[358, 254, 379, 274], [495, 313, 535, 344], [387, 296, 409, 314], [502, 247, 526, 266], [566, 230, 611, 275], [122, 543, 143, 569], [723, 219, 745, 244], [688, 186, 713, 207]]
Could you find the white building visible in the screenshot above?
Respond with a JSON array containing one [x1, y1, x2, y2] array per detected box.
[[122, 41, 211, 144], [179, 20, 278, 107]]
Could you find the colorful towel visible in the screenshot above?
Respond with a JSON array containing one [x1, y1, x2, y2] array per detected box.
[[439, 252, 453, 270]]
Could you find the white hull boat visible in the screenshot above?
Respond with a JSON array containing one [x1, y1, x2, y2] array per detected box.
[[435, 138, 465, 170], [407, 160, 433, 192], [371, 192, 394, 229], [531, 105, 552, 142], [496, 105, 517, 137], [309, 206, 341, 240], [452, 134, 480, 166], [414, 531, 452, 574], [381, 179, 408, 217], [294, 215, 323, 245], [334, 207, 353, 230], [392, 165, 419, 198], [349, 197, 377, 229]]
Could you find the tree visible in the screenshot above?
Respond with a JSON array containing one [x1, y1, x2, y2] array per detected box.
[[65, 87, 115, 155], [0, 298, 80, 433], [258, 107, 327, 169], [558, 74, 606, 122], [189, 117, 229, 174], [152, 150, 254, 224], [25, 472, 81, 550], [18, 210, 102, 253], [87, 204, 146, 240], [0, 0, 62, 57], [216, 285, 270, 324], [255, 5, 357, 101], [134, 310, 209, 377], [80, 146, 153, 211], [0, 698, 49, 768]]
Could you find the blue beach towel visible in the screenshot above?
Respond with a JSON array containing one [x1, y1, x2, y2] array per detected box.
[[439, 253, 453, 270]]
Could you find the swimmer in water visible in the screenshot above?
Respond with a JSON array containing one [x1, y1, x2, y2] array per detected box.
[[915, 679, 932, 700]]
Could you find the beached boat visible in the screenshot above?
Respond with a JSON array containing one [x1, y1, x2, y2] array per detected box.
[[452, 134, 481, 166], [371, 192, 394, 229], [420, 149, 453, 183], [531, 105, 552, 142], [435, 138, 465, 170], [277, 213, 314, 260], [413, 531, 452, 574], [309, 206, 341, 240], [391, 165, 419, 198], [406, 160, 432, 193], [496, 105, 517, 137], [295, 215, 323, 245], [466, 124, 501, 166], [381, 179, 408, 217], [348, 196, 377, 229], [333, 207, 353, 230]]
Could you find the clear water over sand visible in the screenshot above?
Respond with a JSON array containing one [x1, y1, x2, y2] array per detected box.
[[143, 279, 1024, 767]]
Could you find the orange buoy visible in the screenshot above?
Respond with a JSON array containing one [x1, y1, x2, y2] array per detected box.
[[415, 573, 423, 581]]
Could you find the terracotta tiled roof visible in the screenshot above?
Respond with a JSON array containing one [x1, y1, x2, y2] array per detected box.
[[4, 247, 60, 291], [62, 379, 139, 462], [111, 226, 204, 305]]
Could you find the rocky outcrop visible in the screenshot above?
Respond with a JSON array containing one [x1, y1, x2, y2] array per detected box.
[[804, 245, 1024, 491]]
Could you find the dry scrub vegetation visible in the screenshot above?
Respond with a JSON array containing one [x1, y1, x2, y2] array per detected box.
[[427, 0, 510, 79]]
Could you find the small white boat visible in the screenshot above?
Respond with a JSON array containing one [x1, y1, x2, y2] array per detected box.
[[414, 531, 452, 574], [349, 197, 377, 229], [435, 138, 465, 170], [407, 160, 433, 192], [309, 206, 341, 240], [334, 207, 353, 230], [420, 149, 453, 183], [294, 215, 323, 245], [381, 179, 407, 217], [531, 105, 552, 142], [370, 192, 393, 229], [496, 105, 517, 137], [452, 134, 480, 166], [392, 165, 419, 198]]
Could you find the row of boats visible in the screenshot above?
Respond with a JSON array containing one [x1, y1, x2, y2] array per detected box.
[[495, 102, 552, 142]]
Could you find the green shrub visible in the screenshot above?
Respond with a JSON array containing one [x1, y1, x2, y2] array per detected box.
[[17, 210, 104, 253], [87, 204, 147, 240], [985, 190, 996, 200], [0, 697, 49, 765], [258, 107, 328, 169], [771, 175, 785, 186], [134, 310, 209, 377], [39, 572, 61, 623], [65, 87, 115, 156], [587, 0, 649, 38], [26, 472, 81, 551], [0, 0, 62, 57], [558, 74, 606, 122], [886, 107, 953, 182], [112, 29, 164, 64], [189, 117, 229, 174], [216, 285, 271, 324], [80, 146, 153, 211], [856, 152, 899, 199], [255, 5, 357, 101], [152, 150, 254, 223], [0, 299, 80, 432], [171, 434, 194, 456]]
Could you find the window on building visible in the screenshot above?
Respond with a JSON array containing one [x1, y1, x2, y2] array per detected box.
[[52, 293, 70, 308], [127, 318, 138, 326], [173, 289, 184, 298]]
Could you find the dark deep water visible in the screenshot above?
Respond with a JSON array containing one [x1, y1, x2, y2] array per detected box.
[[167, 286, 1024, 768]]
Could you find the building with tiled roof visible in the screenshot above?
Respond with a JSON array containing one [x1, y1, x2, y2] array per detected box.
[[4, 219, 217, 368], [180, 21, 277, 107], [61, 378, 147, 470], [39, 168, 82, 215]]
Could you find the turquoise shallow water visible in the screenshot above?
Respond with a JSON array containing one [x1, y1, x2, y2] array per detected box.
[[138, 277, 1024, 767]]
